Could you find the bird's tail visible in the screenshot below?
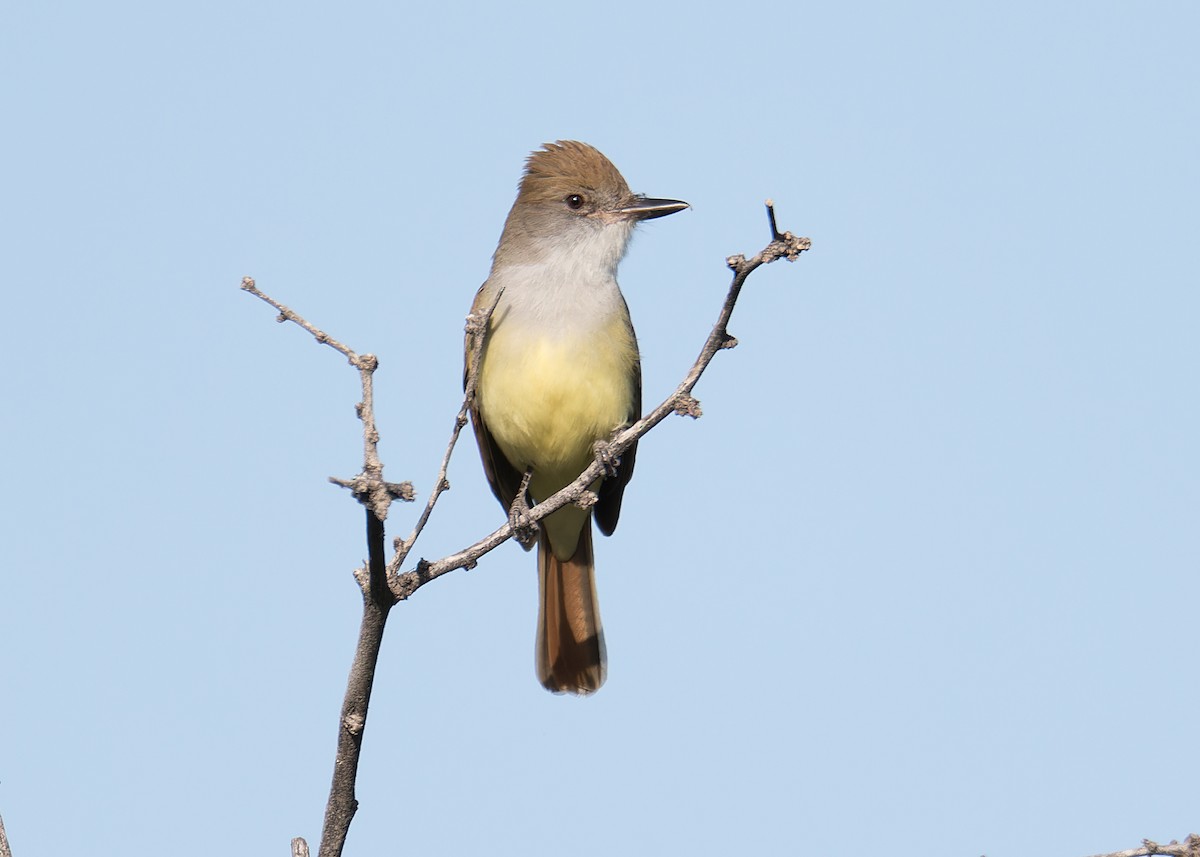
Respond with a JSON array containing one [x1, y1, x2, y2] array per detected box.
[[536, 523, 606, 694]]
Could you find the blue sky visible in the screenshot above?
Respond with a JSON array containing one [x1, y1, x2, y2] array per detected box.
[[2, 2, 1197, 855]]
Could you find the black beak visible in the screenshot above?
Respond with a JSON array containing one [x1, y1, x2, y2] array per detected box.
[[618, 196, 691, 221]]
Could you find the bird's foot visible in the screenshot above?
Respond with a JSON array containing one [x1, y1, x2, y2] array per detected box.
[[593, 439, 622, 477], [508, 471, 539, 548]]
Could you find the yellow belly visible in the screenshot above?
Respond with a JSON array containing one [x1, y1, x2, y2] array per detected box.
[[479, 319, 637, 490]]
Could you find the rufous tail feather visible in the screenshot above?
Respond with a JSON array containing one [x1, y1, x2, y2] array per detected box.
[[535, 524, 606, 694]]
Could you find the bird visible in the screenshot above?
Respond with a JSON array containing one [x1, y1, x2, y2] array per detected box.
[[466, 140, 688, 694]]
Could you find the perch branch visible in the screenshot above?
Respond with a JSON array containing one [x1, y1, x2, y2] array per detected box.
[[1080, 835, 1200, 857]]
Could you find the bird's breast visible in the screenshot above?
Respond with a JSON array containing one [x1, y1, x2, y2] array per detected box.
[[478, 313, 638, 484]]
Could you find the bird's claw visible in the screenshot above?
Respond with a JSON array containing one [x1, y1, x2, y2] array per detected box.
[[594, 439, 621, 477], [508, 492, 539, 548]]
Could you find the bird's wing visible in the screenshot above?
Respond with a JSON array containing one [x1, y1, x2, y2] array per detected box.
[[594, 350, 639, 537], [465, 283, 528, 520]]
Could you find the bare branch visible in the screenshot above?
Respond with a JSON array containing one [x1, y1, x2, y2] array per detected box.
[[292, 837, 311, 857], [329, 475, 414, 504], [1079, 835, 1200, 857], [241, 276, 407, 524], [312, 504, 391, 857], [0, 813, 12, 857], [241, 280, 401, 857], [240, 277, 363, 367]]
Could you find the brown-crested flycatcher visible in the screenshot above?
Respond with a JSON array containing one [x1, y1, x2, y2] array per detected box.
[[467, 141, 688, 694]]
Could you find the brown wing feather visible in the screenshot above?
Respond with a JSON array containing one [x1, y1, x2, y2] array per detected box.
[[466, 284, 532, 548], [469, 406, 524, 511]]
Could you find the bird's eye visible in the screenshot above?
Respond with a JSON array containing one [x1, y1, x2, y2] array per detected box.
[[565, 194, 585, 210]]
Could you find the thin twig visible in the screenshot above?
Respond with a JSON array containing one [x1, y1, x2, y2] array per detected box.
[[0, 813, 12, 857], [240, 277, 414, 523], [391, 286, 504, 568], [1079, 835, 1200, 857], [240, 278, 362, 367], [765, 197, 781, 240]]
